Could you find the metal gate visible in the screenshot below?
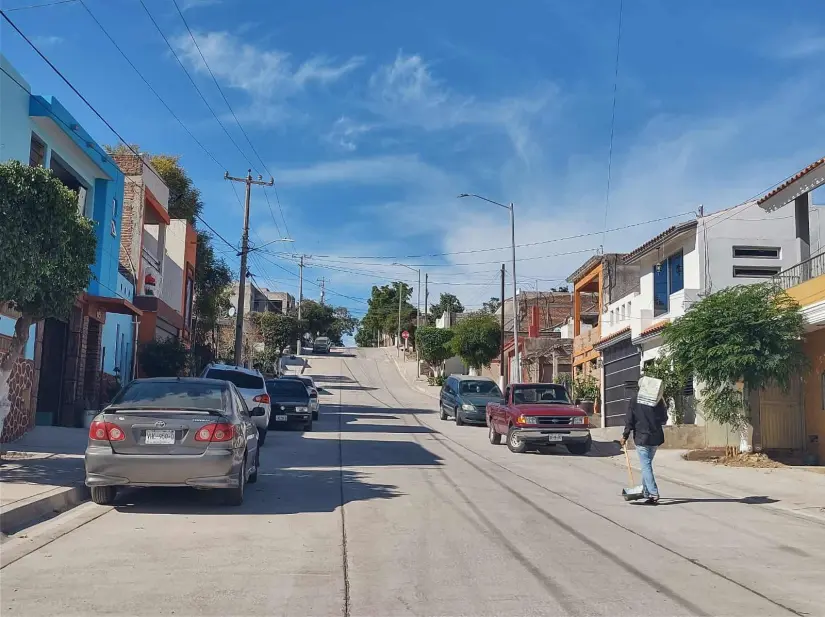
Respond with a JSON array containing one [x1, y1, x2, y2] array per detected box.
[[759, 380, 804, 450], [602, 336, 640, 427]]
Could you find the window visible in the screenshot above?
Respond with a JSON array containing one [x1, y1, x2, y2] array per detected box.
[[29, 134, 46, 167], [732, 266, 781, 278], [459, 380, 501, 396], [653, 262, 669, 316], [627, 301, 632, 320], [265, 379, 310, 399], [184, 274, 194, 329], [110, 381, 226, 410], [204, 369, 264, 390], [512, 384, 571, 404], [668, 251, 684, 294], [733, 246, 781, 259]]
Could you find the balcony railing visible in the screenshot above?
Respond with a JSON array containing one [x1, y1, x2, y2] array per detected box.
[[774, 250, 825, 290]]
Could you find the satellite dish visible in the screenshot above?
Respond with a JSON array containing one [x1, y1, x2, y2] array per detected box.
[[227, 306, 236, 317]]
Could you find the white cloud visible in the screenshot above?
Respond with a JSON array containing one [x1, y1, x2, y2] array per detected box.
[[180, 0, 222, 11], [172, 31, 363, 99], [31, 35, 63, 47], [325, 116, 376, 151], [777, 35, 825, 59], [275, 154, 453, 188]]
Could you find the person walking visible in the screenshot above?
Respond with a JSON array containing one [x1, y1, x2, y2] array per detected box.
[[619, 383, 668, 505]]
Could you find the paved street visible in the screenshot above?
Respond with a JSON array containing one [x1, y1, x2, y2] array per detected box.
[[2, 347, 824, 617]]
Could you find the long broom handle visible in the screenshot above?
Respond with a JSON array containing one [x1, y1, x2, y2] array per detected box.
[[623, 444, 635, 485]]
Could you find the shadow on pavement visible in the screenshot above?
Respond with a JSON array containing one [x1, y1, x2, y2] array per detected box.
[[112, 468, 401, 515], [0, 453, 85, 488], [653, 495, 779, 506], [322, 384, 379, 391]]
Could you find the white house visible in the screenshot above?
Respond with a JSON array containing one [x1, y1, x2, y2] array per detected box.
[[595, 196, 825, 429]]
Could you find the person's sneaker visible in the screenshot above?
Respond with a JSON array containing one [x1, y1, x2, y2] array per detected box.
[[643, 496, 660, 505]]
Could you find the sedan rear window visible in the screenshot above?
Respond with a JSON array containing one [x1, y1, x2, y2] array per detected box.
[[204, 369, 264, 390], [110, 381, 225, 410], [266, 380, 310, 397]]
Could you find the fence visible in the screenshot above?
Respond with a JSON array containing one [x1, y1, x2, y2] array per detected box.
[[774, 250, 825, 290]]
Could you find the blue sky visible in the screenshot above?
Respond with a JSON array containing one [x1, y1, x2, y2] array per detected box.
[[2, 0, 824, 320]]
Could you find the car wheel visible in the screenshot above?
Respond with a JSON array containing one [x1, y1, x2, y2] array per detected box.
[[224, 457, 245, 506], [257, 428, 267, 446], [248, 449, 259, 484], [455, 408, 464, 426], [91, 486, 116, 505], [439, 403, 448, 421], [488, 423, 501, 445], [507, 427, 527, 454], [304, 419, 313, 432], [567, 439, 592, 456], [313, 410, 319, 421]]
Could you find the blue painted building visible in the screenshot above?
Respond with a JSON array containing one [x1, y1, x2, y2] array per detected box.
[[0, 55, 140, 435]]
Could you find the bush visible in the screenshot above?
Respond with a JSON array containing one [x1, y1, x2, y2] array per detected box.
[[573, 375, 599, 402], [138, 338, 188, 377], [428, 374, 446, 387]]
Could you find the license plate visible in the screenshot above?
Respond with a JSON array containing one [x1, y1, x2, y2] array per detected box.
[[145, 430, 175, 445], [548, 434, 563, 442], [275, 414, 288, 422]]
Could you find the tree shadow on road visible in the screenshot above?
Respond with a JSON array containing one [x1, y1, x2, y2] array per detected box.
[[651, 495, 779, 506]]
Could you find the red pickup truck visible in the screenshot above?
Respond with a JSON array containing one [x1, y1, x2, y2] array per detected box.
[[486, 383, 591, 454]]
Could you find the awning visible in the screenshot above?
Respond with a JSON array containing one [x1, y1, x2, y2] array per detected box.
[[83, 294, 143, 323], [144, 187, 171, 225], [758, 156, 825, 213]]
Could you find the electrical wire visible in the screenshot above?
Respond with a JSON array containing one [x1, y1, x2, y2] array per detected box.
[[601, 0, 624, 248], [4, 0, 76, 10]]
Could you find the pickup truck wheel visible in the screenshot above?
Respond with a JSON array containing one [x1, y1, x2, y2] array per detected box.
[[455, 408, 464, 426], [488, 423, 501, 445], [439, 404, 448, 421], [506, 427, 527, 454]]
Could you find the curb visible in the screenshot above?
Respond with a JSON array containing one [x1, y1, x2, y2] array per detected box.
[[388, 353, 439, 401], [0, 484, 89, 535]]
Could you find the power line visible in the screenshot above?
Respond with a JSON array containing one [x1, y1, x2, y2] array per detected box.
[[168, 0, 292, 243], [136, 0, 257, 173], [4, 0, 76, 10]]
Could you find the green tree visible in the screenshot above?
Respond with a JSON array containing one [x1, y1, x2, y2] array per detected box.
[[138, 338, 189, 377], [415, 326, 454, 375], [662, 283, 806, 437], [328, 307, 359, 346], [255, 312, 304, 360], [0, 162, 96, 428], [449, 313, 501, 371], [642, 357, 686, 424], [430, 293, 464, 319], [481, 297, 501, 314], [357, 282, 415, 346], [193, 231, 233, 341]]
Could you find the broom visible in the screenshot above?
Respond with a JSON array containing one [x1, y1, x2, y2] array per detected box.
[[621, 443, 645, 501]]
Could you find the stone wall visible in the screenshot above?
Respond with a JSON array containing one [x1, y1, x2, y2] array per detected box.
[[0, 334, 36, 443]]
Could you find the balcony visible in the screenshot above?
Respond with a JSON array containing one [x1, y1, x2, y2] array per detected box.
[[573, 324, 601, 357], [774, 250, 825, 291]]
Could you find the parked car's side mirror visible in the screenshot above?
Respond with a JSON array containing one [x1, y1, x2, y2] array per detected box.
[[251, 406, 266, 417]]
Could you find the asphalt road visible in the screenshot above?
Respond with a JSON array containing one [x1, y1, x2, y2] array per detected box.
[[2, 347, 824, 616]]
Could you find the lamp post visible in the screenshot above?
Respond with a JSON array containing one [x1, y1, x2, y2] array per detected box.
[[394, 263, 422, 376], [458, 193, 520, 382]]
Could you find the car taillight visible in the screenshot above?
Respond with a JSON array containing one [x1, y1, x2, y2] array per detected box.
[[194, 423, 235, 442], [89, 420, 126, 442], [253, 393, 270, 404]]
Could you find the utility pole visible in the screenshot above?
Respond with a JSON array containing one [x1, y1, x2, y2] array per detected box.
[[397, 281, 403, 357], [225, 169, 273, 366], [424, 273, 429, 325], [500, 263, 505, 389], [318, 277, 326, 305], [297, 255, 304, 354]]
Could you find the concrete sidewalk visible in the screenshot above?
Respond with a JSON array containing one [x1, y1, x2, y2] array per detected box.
[[596, 444, 825, 523], [0, 426, 89, 535], [388, 350, 440, 400]]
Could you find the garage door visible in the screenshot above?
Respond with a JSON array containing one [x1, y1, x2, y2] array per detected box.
[[602, 337, 640, 427], [760, 380, 804, 450]]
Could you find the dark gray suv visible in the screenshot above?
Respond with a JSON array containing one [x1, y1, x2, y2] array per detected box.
[[439, 375, 502, 426]]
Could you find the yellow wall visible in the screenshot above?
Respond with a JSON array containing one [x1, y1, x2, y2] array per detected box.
[[802, 329, 825, 462], [787, 274, 825, 307]]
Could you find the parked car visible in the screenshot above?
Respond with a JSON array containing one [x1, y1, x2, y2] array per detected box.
[[281, 374, 320, 420], [439, 375, 502, 426], [266, 378, 313, 431], [200, 364, 271, 445], [312, 336, 331, 354], [84, 378, 262, 506], [486, 383, 591, 454]]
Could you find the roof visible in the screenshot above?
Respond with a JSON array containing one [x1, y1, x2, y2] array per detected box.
[[631, 320, 669, 344], [595, 326, 631, 349], [131, 377, 228, 386], [623, 220, 698, 264], [204, 363, 264, 377], [566, 253, 625, 285], [451, 374, 497, 382], [757, 156, 825, 208]]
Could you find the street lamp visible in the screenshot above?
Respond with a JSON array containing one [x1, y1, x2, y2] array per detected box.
[[458, 193, 520, 382], [240, 237, 294, 256], [393, 262, 422, 374]]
